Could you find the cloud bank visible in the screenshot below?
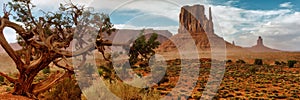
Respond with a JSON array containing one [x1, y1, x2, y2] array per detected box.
[[0, 0, 299, 51]]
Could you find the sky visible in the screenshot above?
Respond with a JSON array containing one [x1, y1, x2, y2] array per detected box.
[[0, 0, 300, 51]]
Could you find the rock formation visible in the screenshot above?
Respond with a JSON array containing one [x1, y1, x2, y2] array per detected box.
[[246, 36, 280, 52], [178, 5, 214, 34], [158, 4, 245, 53], [257, 36, 263, 46]]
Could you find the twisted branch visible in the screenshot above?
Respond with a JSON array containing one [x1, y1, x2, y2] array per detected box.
[[0, 72, 17, 83]]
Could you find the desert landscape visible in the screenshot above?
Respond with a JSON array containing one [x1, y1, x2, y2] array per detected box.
[[0, 0, 300, 100]]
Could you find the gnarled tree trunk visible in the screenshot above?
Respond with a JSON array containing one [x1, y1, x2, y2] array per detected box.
[[13, 72, 37, 96]]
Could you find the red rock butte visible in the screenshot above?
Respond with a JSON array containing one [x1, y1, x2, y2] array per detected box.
[[158, 4, 245, 54]]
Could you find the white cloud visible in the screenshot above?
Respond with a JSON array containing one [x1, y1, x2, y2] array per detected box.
[[253, 12, 300, 51], [210, 5, 291, 38], [3, 28, 17, 43], [279, 2, 293, 8], [205, 4, 300, 51], [1, 0, 300, 51], [224, 0, 239, 6]]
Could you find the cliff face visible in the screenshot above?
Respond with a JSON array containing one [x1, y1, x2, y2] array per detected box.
[[158, 5, 245, 53], [178, 5, 214, 34]]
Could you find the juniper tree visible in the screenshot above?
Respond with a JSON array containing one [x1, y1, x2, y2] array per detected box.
[[129, 32, 160, 67], [0, 0, 120, 98]]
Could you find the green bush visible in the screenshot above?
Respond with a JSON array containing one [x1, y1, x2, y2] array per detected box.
[[98, 69, 103, 76], [254, 59, 263, 65], [0, 76, 4, 83], [281, 61, 287, 65], [275, 61, 281, 65], [249, 66, 257, 74], [236, 59, 246, 64], [226, 60, 232, 63], [288, 60, 297, 68], [44, 78, 82, 100], [129, 32, 160, 66], [42, 66, 50, 74]]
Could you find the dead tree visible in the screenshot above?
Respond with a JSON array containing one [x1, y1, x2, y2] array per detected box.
[[0, 0, 123, 98]]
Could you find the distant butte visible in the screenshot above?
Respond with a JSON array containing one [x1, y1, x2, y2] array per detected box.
[[0, 29, 173, 53], [245, 36, 281, 52]]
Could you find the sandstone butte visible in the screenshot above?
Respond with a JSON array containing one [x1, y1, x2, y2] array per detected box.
[[157, 4, 281, 59]]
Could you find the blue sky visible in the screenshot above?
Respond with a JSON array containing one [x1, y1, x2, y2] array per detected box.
[[0, 0, 300, 51]]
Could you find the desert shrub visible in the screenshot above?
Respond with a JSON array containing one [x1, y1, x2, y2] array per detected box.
[[281, 61, 287, 65], [0, 76, 4, 83], [98, 68, 103, 76], [275, 61, 281, 65], [6, 87, 12, 92], [109, 81, 161, 100], [157, 76, 169, 85], [254, 59, 263, 65], [42, 66, 50, 74], [288, 60, 297, 68], [236, 59, 246, 64], [226, 60, 232, 63], [44, 78, 82, 100], [98, 64, 120, 82], [249, 66, 257, 73]]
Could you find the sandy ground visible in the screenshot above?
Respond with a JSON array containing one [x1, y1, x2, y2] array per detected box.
[[0, 93, 32, 100]]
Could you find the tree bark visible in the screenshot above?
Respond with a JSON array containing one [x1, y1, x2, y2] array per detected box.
[[13, 71, 38, 97]]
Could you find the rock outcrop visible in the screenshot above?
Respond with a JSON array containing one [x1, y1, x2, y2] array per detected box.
[[257, 36, 263, 46], [178, 5, 214, 34], [246, 36, 281, 52], [158, 5, 245, 53]]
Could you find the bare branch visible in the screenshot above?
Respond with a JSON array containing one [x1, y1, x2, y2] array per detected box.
[[45, 34, 55, 49], [0, 20, 25, 70], [25, 2, 37, 26], [32, 71, 72, 95], [0, 18, 31, 39], [28, 54, 44, 68], [0, 72, 17, 83], [30, 40, 46, 48], [53, 40, 129, 58], [53, 58, 74, 72], [54, 43, 95, 57], [97, 45, 110, 61], [25, 45, 31, 65]]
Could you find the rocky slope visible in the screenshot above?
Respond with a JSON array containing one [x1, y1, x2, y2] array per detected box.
[[0, 43, 22, 53], [106, 29, 172, 44]]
